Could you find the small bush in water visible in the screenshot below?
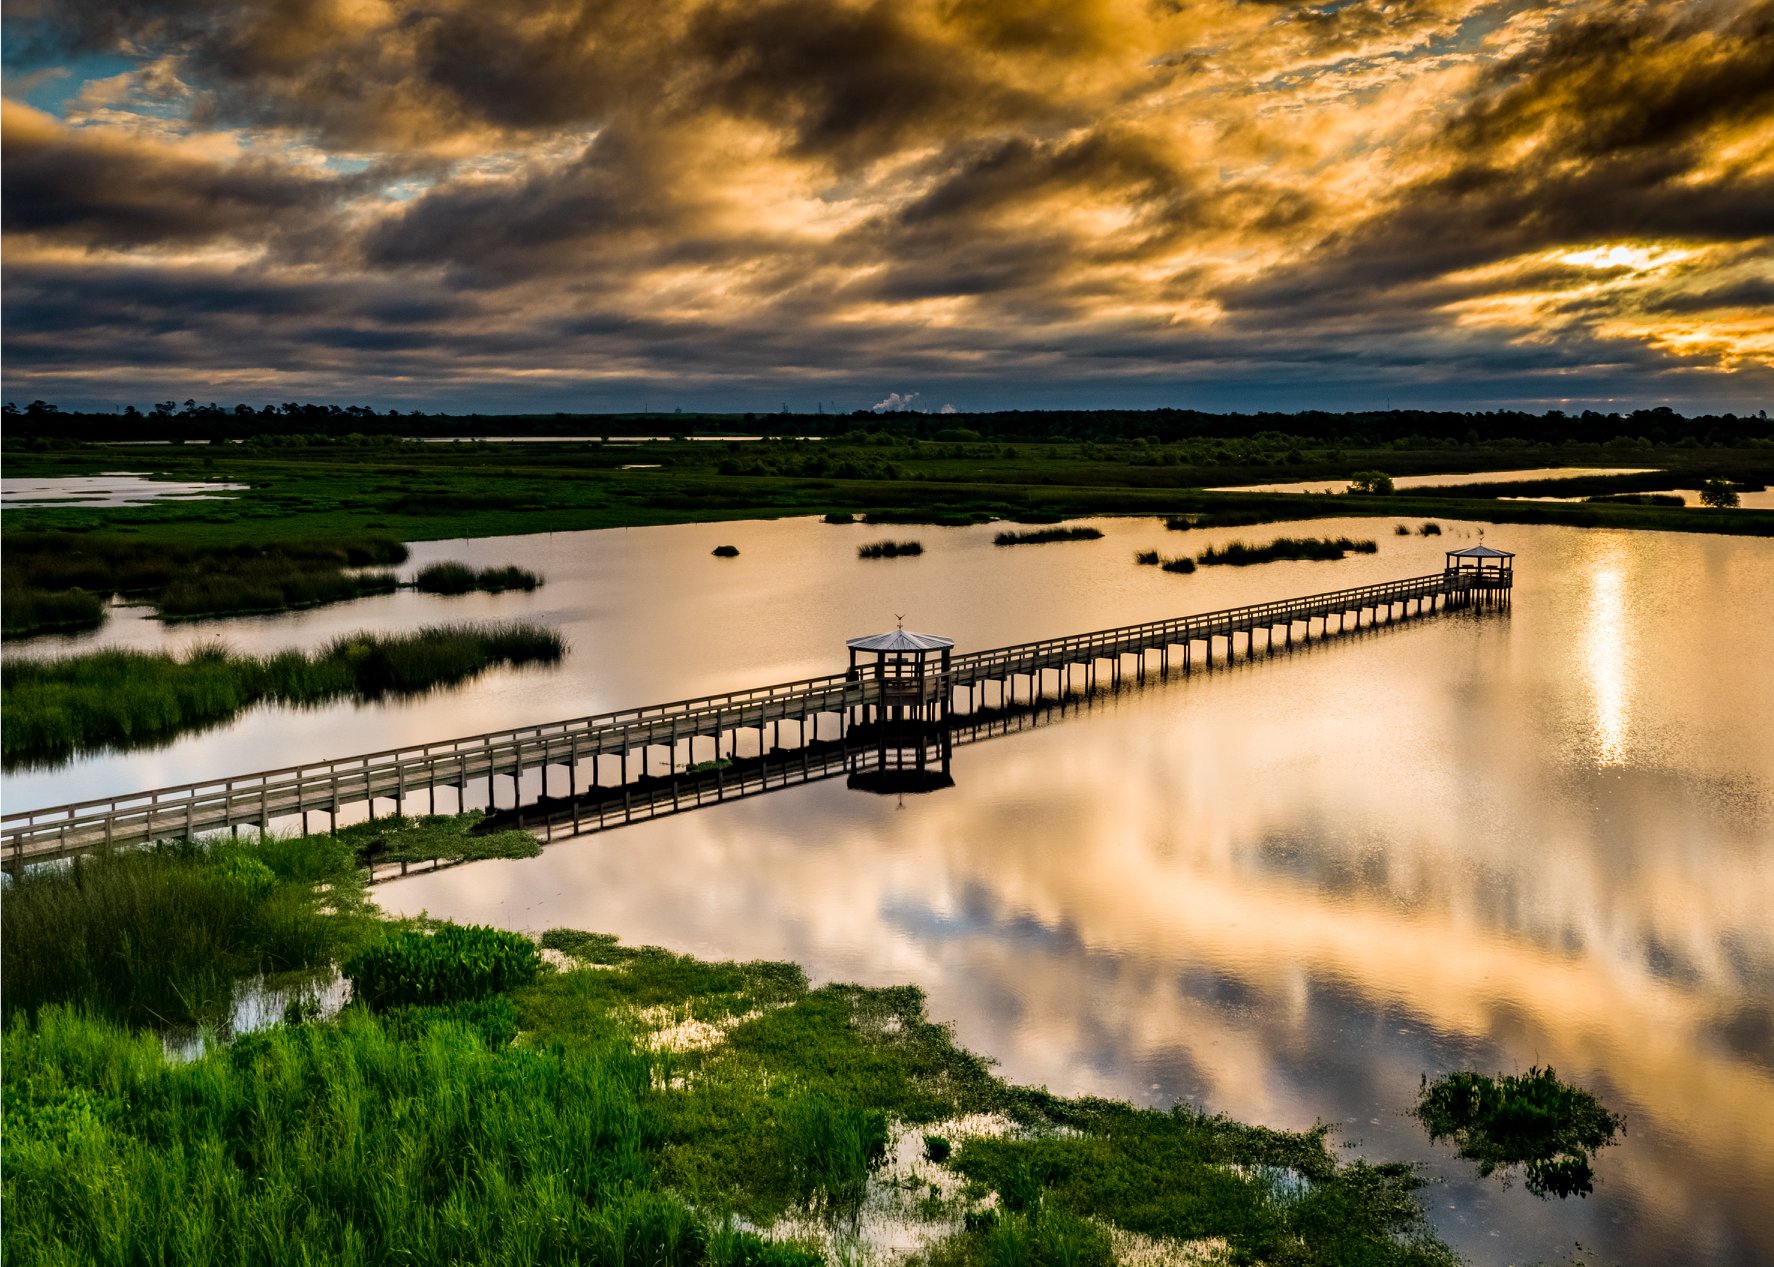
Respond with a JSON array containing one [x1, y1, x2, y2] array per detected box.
[[712, 545, 741, 557], [345, 924, 542, 1010]]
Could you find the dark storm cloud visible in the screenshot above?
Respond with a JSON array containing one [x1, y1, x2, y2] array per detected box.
[[1, 101, 342, 249], [2, 0, 1771, 408]]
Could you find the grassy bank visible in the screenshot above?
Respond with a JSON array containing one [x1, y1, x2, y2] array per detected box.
[[3, 439, 1770, 560], [2, 623, 565, 768], [2, 837, 1460, 1267]]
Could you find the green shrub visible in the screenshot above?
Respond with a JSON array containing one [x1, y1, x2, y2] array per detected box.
[[345, 924, 543, 1010]]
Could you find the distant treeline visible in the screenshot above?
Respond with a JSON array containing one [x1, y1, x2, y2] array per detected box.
[[5, 399, 1770, 447]]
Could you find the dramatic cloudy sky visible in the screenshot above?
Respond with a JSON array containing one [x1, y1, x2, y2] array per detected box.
[[3, 0, 1771, 412]]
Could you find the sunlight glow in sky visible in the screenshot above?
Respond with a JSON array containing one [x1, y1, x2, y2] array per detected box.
[[2, 0, 1770, 412]]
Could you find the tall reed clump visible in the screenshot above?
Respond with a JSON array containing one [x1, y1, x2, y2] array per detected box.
[[0, 837, 368, 1027], [1196, 537, 1378, 567], [1, 1005, 685, 1266], [1418, 522, 1443, 536], [414, 562, 543, 594], [857, 540, 923, 559], [1, 585, 107, 639], [2, 623, 566, 767], [992, 526, 1104, 546]]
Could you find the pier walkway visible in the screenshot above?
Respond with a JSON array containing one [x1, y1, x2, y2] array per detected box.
[[2, 564, 1510, 869]]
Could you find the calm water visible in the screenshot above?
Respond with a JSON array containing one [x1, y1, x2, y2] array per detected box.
[[0, 473, 247, 508], [7, 515, 1773, 1265], [1210, 467, 1660, 494]]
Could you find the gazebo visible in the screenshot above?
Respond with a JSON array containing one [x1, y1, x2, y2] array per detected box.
[[1444, 544, 1514, 605], [844, 626, 955, 791]]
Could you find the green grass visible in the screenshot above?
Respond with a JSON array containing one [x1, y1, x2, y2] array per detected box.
[[1, 585, 106, 639], [412, 561, 542, 594], [0, 831, 1466, 1267], [2, 623, 566, 768], [991, 527, 1105, 546], [1196, 536, 1379, 566], [1415, 1067, 1624, 1199], [857, 540, 923, 558], [340, 812, 540, 867]]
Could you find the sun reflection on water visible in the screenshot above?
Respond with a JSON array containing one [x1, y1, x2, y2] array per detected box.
[[1582, 547, 1634, 768]]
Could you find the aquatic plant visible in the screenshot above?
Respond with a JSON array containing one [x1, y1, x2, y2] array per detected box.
[[1418, 522, 1443, 535], [1134, 550, 1160, 565], [992, 526, 1104, 546], [1395, 524, 1411, 535], [1585, 493, 1685, 507], [1414, 1067, 1624, 1199], [345, 924, 542, 1009], [1160, 557, 1197, 574], [822, 513, 856, 524], [857, 540, 923, 558], [712, 545, 741, 557], [1196, 536, 1378, 566], [341, 811, 539, 867], [413, 561, 542, 594]]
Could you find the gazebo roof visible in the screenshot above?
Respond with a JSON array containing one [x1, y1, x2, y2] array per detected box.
[[1446, 544, 1514, 558], [846, 630, 954, 653]]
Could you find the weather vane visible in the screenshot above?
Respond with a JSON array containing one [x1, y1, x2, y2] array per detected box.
[[895, 612, 905, 630]]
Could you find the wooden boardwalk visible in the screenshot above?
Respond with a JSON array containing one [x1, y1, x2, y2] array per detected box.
[[2, 567, 1508, 868]]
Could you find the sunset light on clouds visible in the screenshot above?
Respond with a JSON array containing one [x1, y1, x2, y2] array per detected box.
[[3, 0, 1770, 411]]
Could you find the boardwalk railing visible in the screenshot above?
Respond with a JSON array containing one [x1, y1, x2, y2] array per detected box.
[[2, 568, 1504, 866]]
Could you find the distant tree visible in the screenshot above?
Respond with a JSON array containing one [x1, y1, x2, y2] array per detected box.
[[1698, 479, 1740, 508], [1347, 470, 1395, 494]]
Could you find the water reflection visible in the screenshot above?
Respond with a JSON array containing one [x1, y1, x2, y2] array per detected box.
[[370, 523, 1774, 1267], [1582, 543, 1633, 767]]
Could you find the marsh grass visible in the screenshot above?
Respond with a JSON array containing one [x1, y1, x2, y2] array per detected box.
[[1160, 557, 1196, 574], [991, 527, 1104, 546], [857, 540, 923, 559], [1, 585, 106, 639], [712, 545, 741, 557], [821, 513, 857, 524], [3, 531, 413, 627], [345, 924, 542, 1009], [1585, 492, 1686, 507], [0, 837, 370, 1028], [2, 623, 566, 767], [1134, 550, 1160, 565], [339, 811, 539, 867], [1196, 536, 1378, 566], [1418, 522, 1443, 535], [413, 561, 542, 594]]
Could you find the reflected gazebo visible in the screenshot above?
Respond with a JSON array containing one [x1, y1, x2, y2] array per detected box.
[[844, 626, 955, 793]]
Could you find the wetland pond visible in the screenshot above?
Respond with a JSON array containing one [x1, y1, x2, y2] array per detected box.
[[6, 513, 1773, 1266]]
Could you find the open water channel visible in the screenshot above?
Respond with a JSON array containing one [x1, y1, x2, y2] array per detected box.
[[7, 510, 1772, 1266]]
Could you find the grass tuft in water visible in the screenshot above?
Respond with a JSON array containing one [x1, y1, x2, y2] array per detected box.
[[712, 545, 741, 557], [857, 540, 923, 559], [991, 527, 1104, 546], [1196, 536, 1378, 566], [413, 561, 542, 594]]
